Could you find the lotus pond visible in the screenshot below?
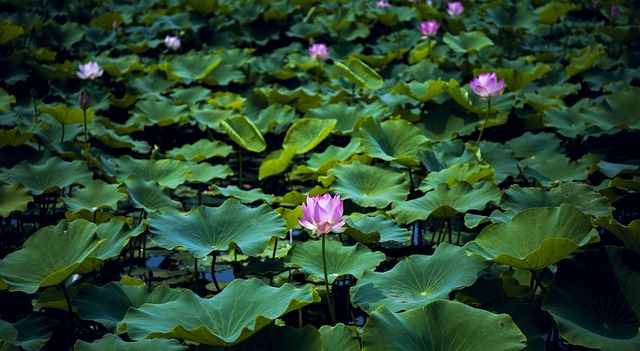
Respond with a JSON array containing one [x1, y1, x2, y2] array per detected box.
[[1, 0, 639, 350]]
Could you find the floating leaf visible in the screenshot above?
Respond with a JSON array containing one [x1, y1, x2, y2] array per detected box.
[[351, 243, 488, 313], [582, 88, 640, 131], [501, 183, 612, 217], [147, 199, 285, 258], [443, 31, 494, 54], [505, 132, 563, 159], [359, 117, 430, 167], [168, 53, 223, 83], [319, 323, 359, 351], [389, 182, 501, 225], [0, 183, 33, 217], [283, 118, 336, 154], [286, 240, 385, 284], [329, 162, 408, 208], [167, 139, 232, 162], [542, 247, 640, 351], [39, 104, 95, 125], [221, 115, 266, 152], [129, 98, 190, 128], [566, 43, 605, 78], [305, 101, 387, 134], [419, 162, 494, 192], [466, 204, 600, 271], [118, 278, 320, 347], [535, 2, 578, 25], [334, 57, 383, 89], [0, 220, 102, 294], [4, 157, 92, 195], [345, 213, 411, 243], [62, 180, 128, 212]]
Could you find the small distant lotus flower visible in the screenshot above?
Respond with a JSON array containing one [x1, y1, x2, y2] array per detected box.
[[76, 62, 103, 80], [298, 194, 346, 238], [447, 1, 464, 16], [376, 0, 391, 7], [309, 43, 329, 60], [470, 72, 505, 100], [610, 5, 619, 18], [165, 35, 181, 50], [420, 20, 440, 38]]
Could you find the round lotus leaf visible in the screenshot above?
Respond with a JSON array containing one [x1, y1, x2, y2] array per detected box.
[[361, 300, 526, 351], [418, 162, 495, 192], [259, 146, 298, 180], [117, 278, 320, 347], [74, 333, 187, 351], [187, 163, 233, 183], [504, 132, 563, 159], [230, 324, 323, 351], [210, 185, 275, 204], [39, 104, 95, 126], [285, 239, 385, 284], [167, 53, 223, 83], [122, 175, 183, 213], [167, 139, 232, 162], [443, 31, 495, 54], [62, 179, 128, 212], [283, 118, 336, 154], [147, 199, 286, 258], [0, 220, 103, 294], [501, 183, 612, 217], [351, 243, 488, 314], [582, 87, 640, 131], [542, 247, 640, 351], [358, 117, 430, 167], [128, 98, 190, 128], [115, 155, 189, 189], [305, 101, 387, 135], [389, 181, 501, 224], [0, 183, 33, 216], [5, 157, 92, 195], [329, 162, 409, 208], [466, 204, 600, 271], [521, 155, 588, 187], [345, 213, 411, 243]]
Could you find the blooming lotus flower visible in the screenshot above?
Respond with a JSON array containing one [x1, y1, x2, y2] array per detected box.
[[309, 43, 329, 60], [165, 35, 181, 50], [447, 1, 464, 16], [298, 194, 346, 237], [470, 72, 505, 100], [420, 20, 439, 38], [76, 62, 103, 80], [376, 0, 390, 7]]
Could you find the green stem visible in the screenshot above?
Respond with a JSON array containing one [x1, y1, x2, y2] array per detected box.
[[211, 252, 221, 293], [322, 234, 337, 325], [272, 238, 278, 259], [83, 108, 88, 149], [60, 122, 65, 143], [475, 99, 491, 147], [60, 283, 74, 315], [237, 147, 243, 187]]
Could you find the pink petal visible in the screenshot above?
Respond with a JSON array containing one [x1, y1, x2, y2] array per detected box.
[[298, 217, 317, 230]]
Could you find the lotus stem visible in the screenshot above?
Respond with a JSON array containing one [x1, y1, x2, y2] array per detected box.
[[211, 252, 222, 293], [60, 121, 65, 143], [322, 233, 337, 325], [272, 238, 278, 259], [83, 108, 88, 149], [60, 283, 73, 315], [475, 99, 491, 148]]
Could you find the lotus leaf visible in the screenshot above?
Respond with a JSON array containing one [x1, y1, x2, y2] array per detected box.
[[334, 57, 383, 89], [542, 247, 640, 351], [466, 204, 599, 271], [147, 199, 285, 258], [115, 156, 189, 189], [0, 220, 103, 293], [0, 183, 33, 216], [118, 278, 320, 347], [504, 132, 563, 159], [39, 104, 95, 126], [210, 185, 275, 204], [389, 182, 501, 224], [286, 239, 385, 284], [534, 2, 578, 24], [75, 333, 187, 351], [419, 162, 494, 192], [305, 101, 387, 135], [319, 323, 359, 351], [521, 155, 587, 186], [229, 324, 323, 351], [0, 20, 24, 45], [351, 243, 488, 313], [594, 215, 640, 254], [345, 213, 411, 243], [129, 98, 190, 128], [0, 316, 51, 351], [167, 139, 233, 162], [86, 220, 145, 262], [167, 53, 223, 83], [501, 183, 612, 217], [358, 117, 430, 167], [329, 162, 408, 208], [259, 146, 298, 180], [62, 179, 128, 212], [443, 31, 494, 54], [0, 127, 31, 148], [485, 3, 537, 30], [477, 141, 519, 183], [248, 103, 297, 134], [122, 175, 183, 213], [566, 43, 605, 78], [187, 163, 233, 183], [283, 118, 336, 154], [582, 88, 640, 131], [391, 80, 446, 102], [221, 115, 266, 152], [4, 157, 92, 195]]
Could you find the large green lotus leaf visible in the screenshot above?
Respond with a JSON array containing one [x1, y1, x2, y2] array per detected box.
[[334, 57, 383, 89], [443, 31, 494, 54], [98, 54, 144, 76], [75, 280, 184, 330], [504, 132, 563, 159], [542, 104, 588, 138], [0, 316, 51, 351], [167, 139, 232, 162], [129, 98, 190, 128], [478, 141, 519, 183], [87, 220, 145, 263], [593, 160, 640, 178], [220, 115, 266, 152], [319, 323, 359, 351], [582, 88, 640, 131], [534, 1, 578, 24], [0, 127, 31, 148], [361, 300, 526, 351], [0, 319, 18, 350], [62, 180, 128, 212], [171, 86, 212, 105], [351, 243, 488, 313], [566, 43, 605, 78], [542, 247, 640, 351], [229, 324, 322, 351], [485, 3, 537, 30], [129, 73, 177, 95], [39, 104, 95, 126], [466, 204, 600, 271], [168, 53, 223, 83], [283, 118, 336, 154], [358, 117, 430, 167], [285, 240, 385, 284], [75, 334, 187, 351], [389, 182, 501, 225], [210, 185, 275, 204], [491, 64, 551, 91], [258, 146, 298, 180], [5, 157, 92, 195], [118, 278, 320, 347], [329, 162, 408, 208], [521, 155, 587, 186], [501, 183, 612, 217], [91, 121, 151, 153], [594, 216, 640, 254], [0, 20, 24, 45], [390, 80, 447, 102], [187, 163, 233, 183], [147, 199, 285, 258], [345, 213, 411, 243], [419, 162, 494, 192], [295, 138, 362, 177], [304, 101, 387, 135], [0, 183, 33, 216], [247, 103, 297, 135], [115, 156, 189, 189], [0, 220, 102, 293], [122, 175, 183, 213]]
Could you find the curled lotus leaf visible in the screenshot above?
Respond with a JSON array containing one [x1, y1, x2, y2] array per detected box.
[[4, 157, 92, 195]]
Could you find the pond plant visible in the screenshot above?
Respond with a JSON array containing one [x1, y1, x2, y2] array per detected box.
[[0, 0, 639, 350]]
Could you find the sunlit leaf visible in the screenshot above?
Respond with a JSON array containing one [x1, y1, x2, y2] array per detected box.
[[210, 185, 275, 204], [334, 57, 383, 89], [419, 162, 494, 192], [501, 183, 612, 217], [221, 115, 266, 152], [259, 146, 298, 180], [122, 175, 183, 213], [62, 180, 128, 212], [345, 213, 411, 243], [167, 139, 232, 162], [443, 31, 494, 54]]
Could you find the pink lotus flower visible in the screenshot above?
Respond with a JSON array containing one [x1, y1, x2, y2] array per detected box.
[[298, 194, 346, 237], [76, 62, 103, 80], [447, 1, 464, 16], [309, 43, 329, 60], [165, 35, 181, 50], [376, 0, 391, 7], [470, 72, 505, 100], [420, 20, 439, 38]]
